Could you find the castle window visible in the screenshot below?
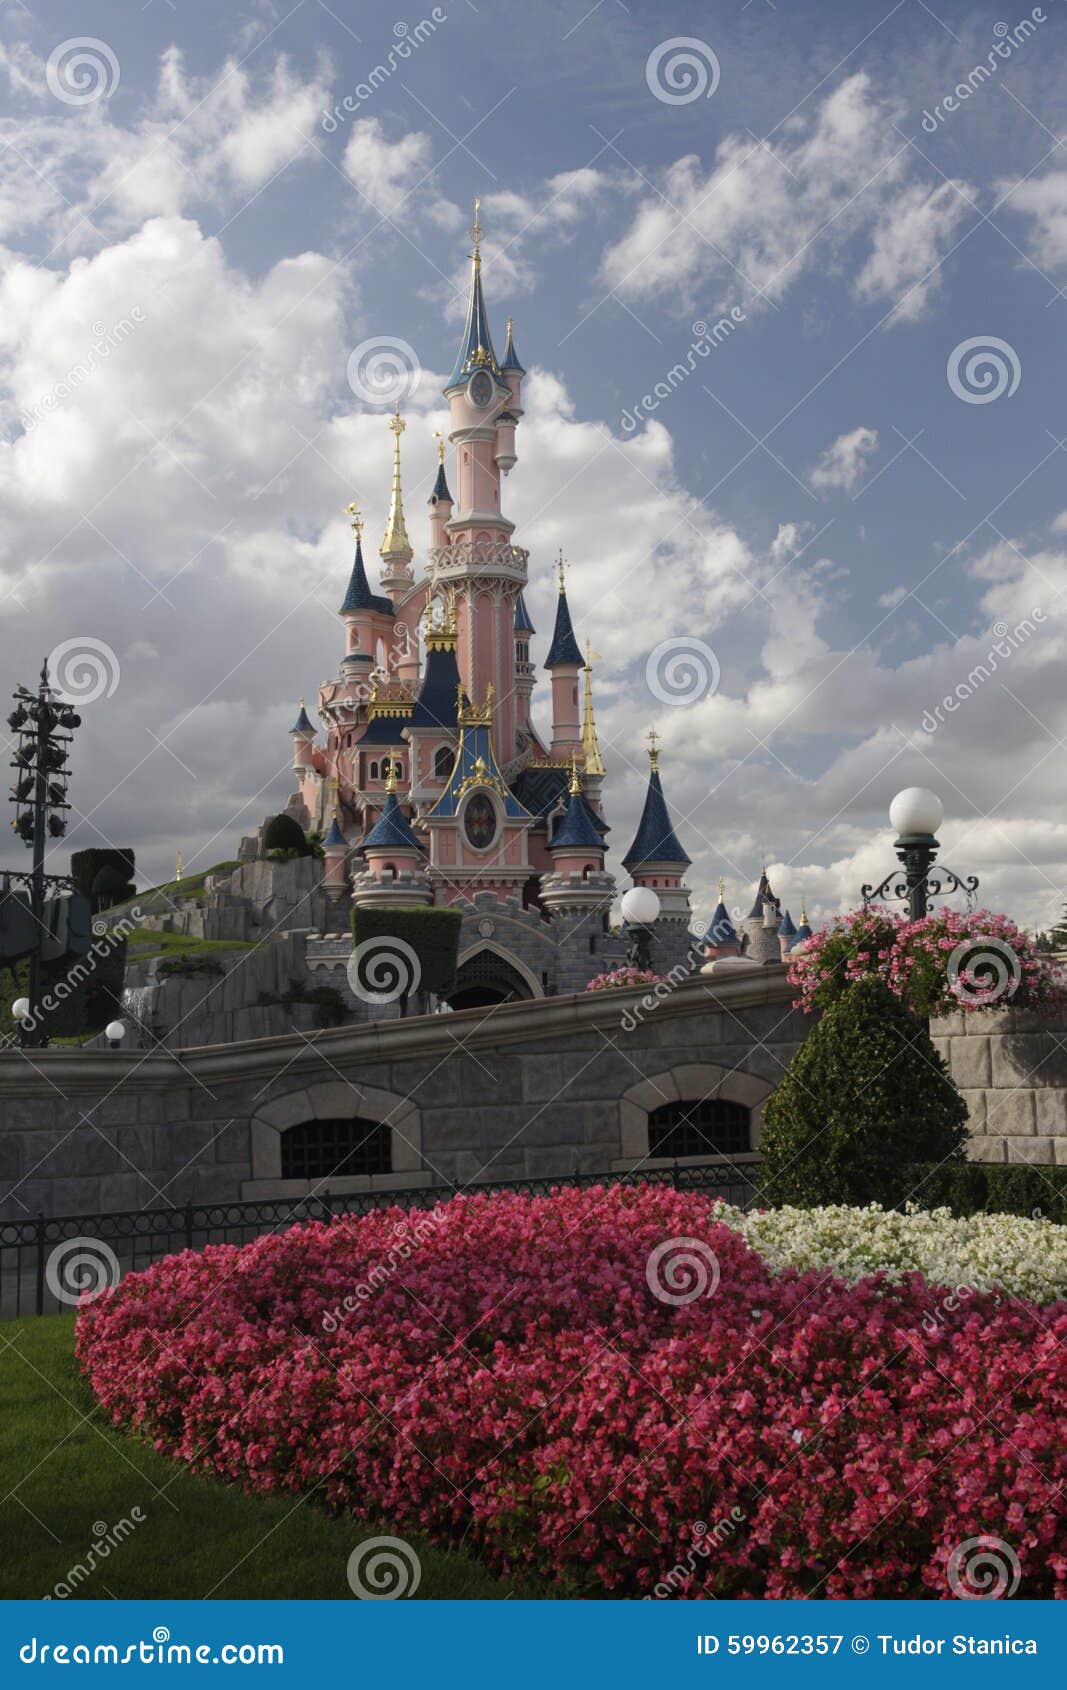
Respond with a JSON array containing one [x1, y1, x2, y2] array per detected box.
[[434, 746, 454, 779], [369, 761, 379, 781], [588, 934, 596, 953], [281, 1117, 391, 1181], [647, 1100, 751, 1160]]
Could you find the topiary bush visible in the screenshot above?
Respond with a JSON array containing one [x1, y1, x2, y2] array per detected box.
[[72, 848, 135, 912], [261, 813, 311, 858], [351, 904, 463, 1014], [758, 976, 968, 1209]]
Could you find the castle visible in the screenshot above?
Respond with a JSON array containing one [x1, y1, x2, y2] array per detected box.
[[283, 204, 703, 1008]]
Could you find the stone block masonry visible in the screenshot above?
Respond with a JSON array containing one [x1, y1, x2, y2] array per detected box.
[[0, 969, 808, 1219], [931, 1004, 1067, 1165]]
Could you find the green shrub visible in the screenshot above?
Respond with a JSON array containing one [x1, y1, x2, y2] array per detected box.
[[351, 904, 463, 1014], [262, 814, 310, 858], [909, 1161, 1067, 1225], [256, 978, 347, 1029], [758, 976, 968, 1209], [71, 848, 135, 911], [0, 934, 127, 1043], [157, 954, 225, 980]]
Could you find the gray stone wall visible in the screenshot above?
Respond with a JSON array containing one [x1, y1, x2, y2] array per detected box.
[[931, 1005, 1067, 1165], [0, 969, 806, 1219]]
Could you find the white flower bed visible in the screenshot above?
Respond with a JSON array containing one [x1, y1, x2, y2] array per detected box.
[[713, 1200, 1067, 1306]]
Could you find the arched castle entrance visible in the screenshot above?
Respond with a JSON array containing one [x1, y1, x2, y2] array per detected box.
[[448, 944, 539, 1010]]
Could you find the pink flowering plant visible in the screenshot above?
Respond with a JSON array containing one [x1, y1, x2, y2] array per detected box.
[[789, 905, 1061, 1017], [76, 1184, 1067, 1599], [585, 967, 662, 992]]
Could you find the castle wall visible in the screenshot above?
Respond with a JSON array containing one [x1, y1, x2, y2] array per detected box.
[[931, 1005, 1067, 1166], [0, 969, 805, 1220]]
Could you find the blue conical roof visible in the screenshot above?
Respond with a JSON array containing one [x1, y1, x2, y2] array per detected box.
[[362, 789, 421, 852], [447, 252, 501, 389], [793, 915, 812, 943], [501, 317, 525, 374], [324, 815, 347, 848], [431, 459, 452, 503], [545, 588, 583, 667], [410, 639, 463, 731], [514, 591, 535, 635], [622, 765, 690, 870], [290, 702, 315, 735], [779, 908, 797, 939], [550, 787, 604, 852], [705, 901, 738, 946], [339, 536, 394, 617]]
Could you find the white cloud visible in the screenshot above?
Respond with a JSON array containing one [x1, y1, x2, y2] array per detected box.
[[1003, 169, 1067, 273], [342, 118, 432, 217], [810, 425, 879, 495], [599, 75, 971, 320]]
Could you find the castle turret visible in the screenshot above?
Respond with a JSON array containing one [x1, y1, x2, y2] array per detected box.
[[545, 554, 583, 760], [339, 503, 393, 683], [745, 870, 783, 964], [428, 434, 453, 551], [539, 756, 615, 924], [351, 762, 431, 909], [514, 591, 535, 741], [290, 699, 316, 772], [778, 908, 797, 958], [792, 900, 813, 949], [703, 878, 740, 959], [621, 731, 692, 928], [322, 810, 349, 901]]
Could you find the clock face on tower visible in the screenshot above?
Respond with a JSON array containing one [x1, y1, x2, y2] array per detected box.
[[463, 792, 498, 850], [467, 369, 494, 409]]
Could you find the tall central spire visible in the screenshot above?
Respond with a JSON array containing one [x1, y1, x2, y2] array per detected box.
[[380, 403, 412, 568], [447, 197, 501, 388], [582, 642, 606, 775]]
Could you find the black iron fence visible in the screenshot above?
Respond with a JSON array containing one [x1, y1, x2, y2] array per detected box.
[[0, 1162, 758, 1320]]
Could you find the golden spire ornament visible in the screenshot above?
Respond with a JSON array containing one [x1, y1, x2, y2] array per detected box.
[[470, 195, 483, 260], [434, 430, 445, 465], [344, 501, 363, 540], [569, 750, 581, 796], [557, 549, 566, 594], [385, 755, 398, 795], [646, 726, 660, 771], [175, 848, 183, 883], [718, 874, 726, 902], [380, 404, 412, 563], [581, 640, 606, 777]]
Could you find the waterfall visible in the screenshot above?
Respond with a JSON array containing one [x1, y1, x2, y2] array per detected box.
[[121, 984, 158, 1047]]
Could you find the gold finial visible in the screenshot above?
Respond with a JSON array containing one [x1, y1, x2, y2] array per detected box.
[[557, 549, 566, 594], [581, 641, 606, 776], [380, 405, 411, 562], [646, 726, 660, 771], [175, 848, 183, 883], [385, 755, 398, 795], [569, 751, 581, 796], [507, 314, 514, 336], [433, 430, 445, 465], [801, 897, 808, 925], [718, 874, 725, 902], [344, 501, 362, 540], [470, 195, 483, 258], [447, 584, 457, 633]]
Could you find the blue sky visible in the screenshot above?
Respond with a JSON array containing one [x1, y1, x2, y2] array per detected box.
[[2, 0, 1067, 929]]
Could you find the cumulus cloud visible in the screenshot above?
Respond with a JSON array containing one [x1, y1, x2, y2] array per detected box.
[[342, 118, 433, 217], [810, 426, 879, 495], [1003, 169, 1067, 273], [599, 75, 971, 320]]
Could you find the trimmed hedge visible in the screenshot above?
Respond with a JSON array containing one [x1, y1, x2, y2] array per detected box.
[[908, 1161, 1067, 1227], [0, 934, 127, 1042], [352, 904, 463, 1011], [71, 848, 135, 911], [262, 814, 310, 858]]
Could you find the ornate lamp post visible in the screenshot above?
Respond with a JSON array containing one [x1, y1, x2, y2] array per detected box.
[[621, 886, 661, 970], [861, 787, 978, 922]]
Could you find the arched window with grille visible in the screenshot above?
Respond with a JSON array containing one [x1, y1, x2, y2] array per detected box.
[[280, 1117, 392, 1181], [434, 745, 454, 778], [647, 1098, 751, 1159]]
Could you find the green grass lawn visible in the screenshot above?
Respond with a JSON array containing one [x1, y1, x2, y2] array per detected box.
[[125, 927, 254, 963], [0, 1316, 538, 1600]]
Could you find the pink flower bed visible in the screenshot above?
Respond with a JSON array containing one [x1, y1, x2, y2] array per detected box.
[[585, 967, 663, 991], [76, 1185, 1066, 1598]]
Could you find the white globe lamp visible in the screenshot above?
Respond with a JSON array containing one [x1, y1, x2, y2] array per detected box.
[[105, 1020, 127, 1049], [621, 886, 661, 926], [11, 997, 30, 1022], [889, 787, 943, 839]]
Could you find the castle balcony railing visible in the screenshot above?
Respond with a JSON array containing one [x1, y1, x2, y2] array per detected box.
[[428, 539, 529, 584]]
